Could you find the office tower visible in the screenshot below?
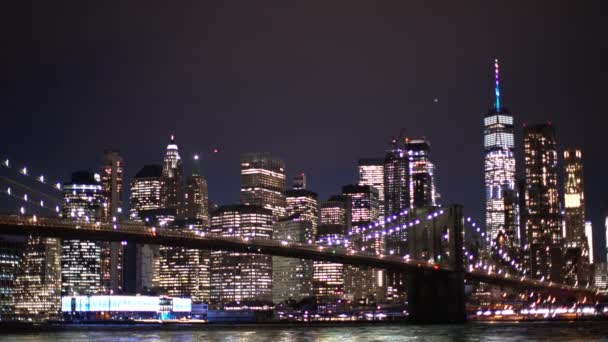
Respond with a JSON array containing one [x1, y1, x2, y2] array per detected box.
[[285, 185, 318, 238], [158, 218, 206, 302], [484, 59, 518, 249], [406, 138, 438, 209], [240, 153, 286, 221], [160, 134, 184, 214], [292, 172, 306, 190], [358, 158, 385, 221], [313, 196, 348, 302], [272, 216, 314, 303], [210, 205, 273, 306], [585, 221, 593, 264], [61, 171, 104, 295], [130, 165, 163, 219], [129, 165, 162, 292], [0, 238, 24, 320], [184, 173, 210, 227], [562, 148, 590, 285], [594, 263, 608, 291], [524, 123, 562, 281], [100, 150, 124, 294], [342, 184, 384, 303], [13, 236, 61, 320]]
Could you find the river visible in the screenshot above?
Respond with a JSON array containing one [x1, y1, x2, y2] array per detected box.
[[2, 322, 607, 341]]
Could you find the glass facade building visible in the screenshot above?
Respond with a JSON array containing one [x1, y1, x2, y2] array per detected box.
[[240, 153, 286, 221], [61, 171, 105, 295], [358, 158, 385, 221], [406, 139, 438, 209], [210, 205, 273, 306]]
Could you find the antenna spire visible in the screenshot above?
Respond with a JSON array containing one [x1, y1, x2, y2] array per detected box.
[[494, 58, 501, 111]]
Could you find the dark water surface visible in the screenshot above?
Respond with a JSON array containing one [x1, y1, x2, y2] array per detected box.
[[2, 322, 608, 341]]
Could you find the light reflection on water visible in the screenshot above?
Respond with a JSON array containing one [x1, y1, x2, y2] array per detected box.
[[2, 322, 608, 342]]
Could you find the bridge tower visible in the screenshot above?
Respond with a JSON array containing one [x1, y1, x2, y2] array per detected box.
[[405, 204, 466, 324]]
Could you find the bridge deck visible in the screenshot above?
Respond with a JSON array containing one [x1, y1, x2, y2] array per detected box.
[[0, 215, 601, 300]]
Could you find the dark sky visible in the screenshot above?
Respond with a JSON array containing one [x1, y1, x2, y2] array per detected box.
[[1, 2, 607, 260]]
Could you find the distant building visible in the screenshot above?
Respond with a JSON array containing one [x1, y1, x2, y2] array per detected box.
[[594, 263, 608, 292], [292, 172, 307, 190], [240, 153, 287, 221], [160, 134, 184, 214], [184, 173, 211, 227], [524, 123, 562, 281], [484, 59, 518, 250], [406, 138, 438, 209], [272, 216, 314, 303], [0, 238, 24, 320], [358, 158, 384, 221], [13, 236, 61, 320], [129, 165, 162, 293], [210, 205, 273, 306], [313, 196, 349, 302], [61, 171, 104, 295], [342, 184, 383, 303], [100, 150, 124, 294], [285, 188, 318, 238]]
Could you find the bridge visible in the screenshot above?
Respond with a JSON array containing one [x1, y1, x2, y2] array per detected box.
[[1, 206, 603, 324]]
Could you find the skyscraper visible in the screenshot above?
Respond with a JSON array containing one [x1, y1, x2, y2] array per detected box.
[[406, 138, 438, 209], [0, 238, 24, 320], [160, 134, 184, 214], [292, 172, 306, 190], [524, 123, 562, 281], [210, 205, 273, 306], [341, 184, 383, 302], [13, 236, 61, 320], [358, 158, 385, 221], [240, 153, 287, 221], [484, 59, 518, 249], [61, 171, 104, 295], [562, 148, 590, 285], [272, 216, 314, 303], [129, 164, 162, 292], [184, 173, 211, 227], [313, 196, 349, 302], [285, 186, 318, 238], [100, 150, 124, 294]]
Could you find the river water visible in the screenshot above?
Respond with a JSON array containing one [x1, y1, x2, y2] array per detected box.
[[2, 322, 608, 341]]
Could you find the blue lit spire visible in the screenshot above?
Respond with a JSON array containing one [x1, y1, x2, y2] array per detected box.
[[494, 58, 501, 111]]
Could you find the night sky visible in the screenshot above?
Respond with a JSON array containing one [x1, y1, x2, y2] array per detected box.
[[1, 2, 606, 260]]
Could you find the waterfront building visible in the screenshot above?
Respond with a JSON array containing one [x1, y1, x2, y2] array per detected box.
[[13, 236, 62, 320], [240, 153, 286, 221], [100, 150, 124, 294], [129, 165, 162, 293], [342, 184, 383, 303], [0, 238, 24, 320], [484, 59, 518, 250], [272, 216, 314, 303], [61, 171, 104, 295], [524, 123, 563, 281], [313, 196, 349, 302], [210, 205, 273, 306]]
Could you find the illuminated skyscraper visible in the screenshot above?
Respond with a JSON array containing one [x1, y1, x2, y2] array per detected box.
[[313, 196, 348, 302], [0, 238, 24, 320], [342, 185, 383, 302], [484, 59, 518, 249], [160, 134, 184, 214], [13, 236, 61, 320], [524, 123, 562, 281], [406, 139, 439, 209], [562, 149, 590, 285], [240, 153, 286, 221], [100, 150, 124, 294], [585, 221, 593, 264], [285, 187, 318, 238], [210, 205, 273, 306], [358, 158, 385, 221], [129, 165, 162, 293], [61, 171, 104, 295], [184, 173, 211, 227], [272, 216, 314, 303]]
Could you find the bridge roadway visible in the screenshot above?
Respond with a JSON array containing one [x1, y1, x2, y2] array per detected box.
[[0, 215, 602, 300]]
